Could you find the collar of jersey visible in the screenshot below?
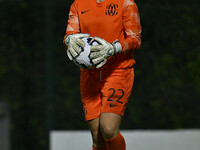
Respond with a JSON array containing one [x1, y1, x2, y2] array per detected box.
[[92, 0, 106, 7]]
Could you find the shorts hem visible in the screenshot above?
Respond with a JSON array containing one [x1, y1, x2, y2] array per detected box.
[[85, 114, 100, 121], [100, 110, 124, 117]]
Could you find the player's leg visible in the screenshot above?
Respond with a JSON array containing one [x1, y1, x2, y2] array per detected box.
[[99, 68, 134, 150], [99, 113, 121, 139], [100, 113, 126, 150], [87, 118, 107, 150], [80, 70, 106, 149]]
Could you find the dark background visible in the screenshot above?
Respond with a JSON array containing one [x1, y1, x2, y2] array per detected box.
[[0, 0, 200, 150]]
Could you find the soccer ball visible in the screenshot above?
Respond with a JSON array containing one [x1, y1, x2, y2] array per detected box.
[[73, 37, 99, 69]]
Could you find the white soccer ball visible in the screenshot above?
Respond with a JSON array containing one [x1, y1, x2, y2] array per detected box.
[[73, 37, 99, 69]]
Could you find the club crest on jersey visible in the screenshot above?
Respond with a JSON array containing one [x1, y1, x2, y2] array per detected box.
[[105, 3, 119, 16]]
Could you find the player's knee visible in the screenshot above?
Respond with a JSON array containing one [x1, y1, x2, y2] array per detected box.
[[100, 124, 118, 140]]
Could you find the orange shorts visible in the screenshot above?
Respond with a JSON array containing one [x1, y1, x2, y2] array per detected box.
[[80, 68, 134, 121]]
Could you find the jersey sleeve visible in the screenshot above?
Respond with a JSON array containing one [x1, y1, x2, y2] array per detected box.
[[63, 0, 80, 43], [121, 0, 142, 52]]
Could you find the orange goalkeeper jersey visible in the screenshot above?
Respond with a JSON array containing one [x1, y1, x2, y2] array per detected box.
[[64, 0, 142, 70]]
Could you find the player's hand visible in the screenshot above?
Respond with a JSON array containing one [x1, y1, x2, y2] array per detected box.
[[90, 37, 122, 68], [64, 33, 90, 60]]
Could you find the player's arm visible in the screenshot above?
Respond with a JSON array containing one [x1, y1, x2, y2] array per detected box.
[[90, 0, 141, 68], [120, 0, 142, 52], [63, 0, 90, 60]]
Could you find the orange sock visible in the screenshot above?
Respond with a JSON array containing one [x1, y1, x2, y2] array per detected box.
[[92, 146, 107, 150], [105, 132, 126, 150]]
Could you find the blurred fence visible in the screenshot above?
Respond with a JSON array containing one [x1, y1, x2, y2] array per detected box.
[[50, 130, 200, 150], [0, 101, 10, 150]]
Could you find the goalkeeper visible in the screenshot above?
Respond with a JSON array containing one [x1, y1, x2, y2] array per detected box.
[[63, 0, 142, 150]]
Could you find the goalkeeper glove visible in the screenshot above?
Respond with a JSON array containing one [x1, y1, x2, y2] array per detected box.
[[90, 37, 122, 68], [64, 33, 90, 60]]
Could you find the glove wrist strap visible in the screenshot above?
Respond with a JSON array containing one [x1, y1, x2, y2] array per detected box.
[[112, 40, 122, 54], [65, 34, 74, 46]]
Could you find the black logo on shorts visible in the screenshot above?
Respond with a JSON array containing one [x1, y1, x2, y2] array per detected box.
[[105, 3, 119, 16], [83, 103, 87, 114], [110, 104, 118, 107]]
